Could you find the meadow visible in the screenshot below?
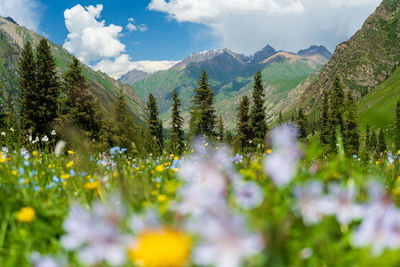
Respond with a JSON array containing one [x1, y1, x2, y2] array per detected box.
[[1, 125, 400, 267]]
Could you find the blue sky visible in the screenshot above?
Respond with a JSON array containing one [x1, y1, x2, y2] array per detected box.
[[36, 0, 216, 61], [0, 0, 382, 78]]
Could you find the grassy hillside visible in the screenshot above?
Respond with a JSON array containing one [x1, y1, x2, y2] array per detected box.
[[0, 17, 145, 120], [358, 65, 400, 133]]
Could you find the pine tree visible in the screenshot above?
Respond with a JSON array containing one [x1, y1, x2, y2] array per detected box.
[[189, 70, 216, 139], [35, 38, 59, 137], [250, 71, 267, 147], [236, 95, 251, 151], [377, 129, 386, 156], [225, 130, 234, 145], [370, 130, 377, 154], [108, 91, 139, 153], [57, 57, 103, 141], [320, 90, 330, 146], [217, 116, 224, 142], [328, 76, 345, 151], [295, 108, 307, 139], [343, 91, 359, 156], [18, 41, 37, 136], [146, 93, 163, 153], [169, 89, 184, 154], [396, 100, 400, 150]]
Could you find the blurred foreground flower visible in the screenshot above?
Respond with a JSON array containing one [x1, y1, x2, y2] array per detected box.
[[264, 125, 301, 187], [17, 207, 35, 223], [128, 228, 191, 267], [61, 196, 129, 266]]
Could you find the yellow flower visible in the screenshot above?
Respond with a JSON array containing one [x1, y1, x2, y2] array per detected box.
[[113, 171, 120, 178], [60, 173, 71, 180], [157, 194, 167, 202], [17, 207, 35, 223], [170, 154, 174, 158], [67, 150, 74, 155], [128, 228, 191, 267], [84, 181, 99, 190], [66, 161, 74, 168], [0, 157, 7, 163], [266, 149, 272, 154], [11, 170, 17, 176], [155, 165, 164, 172], [32, 151, 38, 156], [171, 168, 178, 172], [174, 156, 179, 160], [375, 161, 379, 165]]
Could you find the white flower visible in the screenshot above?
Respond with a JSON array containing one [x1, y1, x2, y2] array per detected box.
[[41, 135, 49, 142], [9, 127, 14, 132], [1, 132, 5, 136], [55, 141, 66, 157], [264, 125, 301, 187], [31, 252, 62, 267], [51, 130, 56, 136], [61, 196, 129, 266], [233, 181, 264, 210]]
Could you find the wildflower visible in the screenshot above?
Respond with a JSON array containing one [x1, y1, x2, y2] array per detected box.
[[233, 154, 243, 164], [264, 125, 301, 187], [1, 132, 5, 136], [17, 207, 35, 223], [61, 197, 128, 266], [41, 135, 49, 142], [157, 194, 167, 202], [32, 151, 39, 156], [51, 130, 56, 136], [60, 174, 70, 180], [155, 164, 164, 172], [67, 150, 74, 155], [55, 141, 66, 157], [84, 181, 99, 190], [31, 252, 62, 267], [233, 181, 264, 209], [10, 127, 14, 132], [66, 161, 74, 168], [128, 228, 191, 267]]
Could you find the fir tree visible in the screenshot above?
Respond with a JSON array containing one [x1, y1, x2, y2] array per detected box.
[[250, 71, 267, 147], [169, 89, 184, 154], [236, 95, 251, 151], [320, 90, 330, 146], [343, 91, 359, 156], [377, 129, 386, 156], [146, 93, 163, 153], [18, 41, 37, 136], [57, 57, 103, 141], [328, 76, 345, 151], [396, 100, 400, 150], [109, 91, 139, 153], [225, 130, 234, 145], [189, 70, 216, 139], [217, 116, 224, 142], [295, 108, 307, 139], [35, 38, 59, 137]]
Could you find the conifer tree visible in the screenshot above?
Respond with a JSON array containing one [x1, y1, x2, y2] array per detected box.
[[169, 89, 184, 154], [225, 130, 234, 145], [236, 95, 251, 151], [396, 100, 400, 150], [35, 38, 59, 137], [295, 108, 307, 139], [146, 93, 163, 153], [250, 71, 267, 147], [18, 41, 37, 136], [189, 70, 216, 139], [278, 110, 283, 125], [343, 91, 359, 156], [365, 125, 371, 151], [320, 90, 330, 146], [109, 91, 139, 153], [58, 57, 103, 141], [217, 116, 224, 142], [328, 76, 345, 151], [370, 130, 377, 154], [377, 129, 386, 156]]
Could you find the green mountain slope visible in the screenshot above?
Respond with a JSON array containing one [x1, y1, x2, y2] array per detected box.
[[300, 0, 400, 115], [0, 16, 145, 120], [131, 49, 329, 130], [358, 65, 400, 132]]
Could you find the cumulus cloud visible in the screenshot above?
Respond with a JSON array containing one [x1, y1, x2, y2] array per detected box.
[[126, 17, 148, 32], [149, 0, 381, 54], [63, 4, 126, 64], [93, 54, 179, 79], [0, 0, 40, 30]]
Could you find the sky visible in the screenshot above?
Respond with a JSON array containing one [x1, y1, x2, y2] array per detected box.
[[0, 0, 382, 79]]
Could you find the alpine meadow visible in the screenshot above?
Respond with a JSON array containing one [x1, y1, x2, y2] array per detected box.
[[3, 0, 400, 267]]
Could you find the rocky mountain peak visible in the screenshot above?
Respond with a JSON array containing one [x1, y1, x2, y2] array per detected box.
[[297, 45, 332, 59]]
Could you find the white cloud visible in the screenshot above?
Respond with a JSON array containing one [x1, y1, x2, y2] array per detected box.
[[149, 0, 381, 54], [0, 0, 40, 30], [63, 4, 126, 64], [126, 17, 148, 32], [93, 54, 179, 79]]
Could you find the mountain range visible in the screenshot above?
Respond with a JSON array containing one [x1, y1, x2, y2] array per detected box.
[[120, 44, 331, 129]]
